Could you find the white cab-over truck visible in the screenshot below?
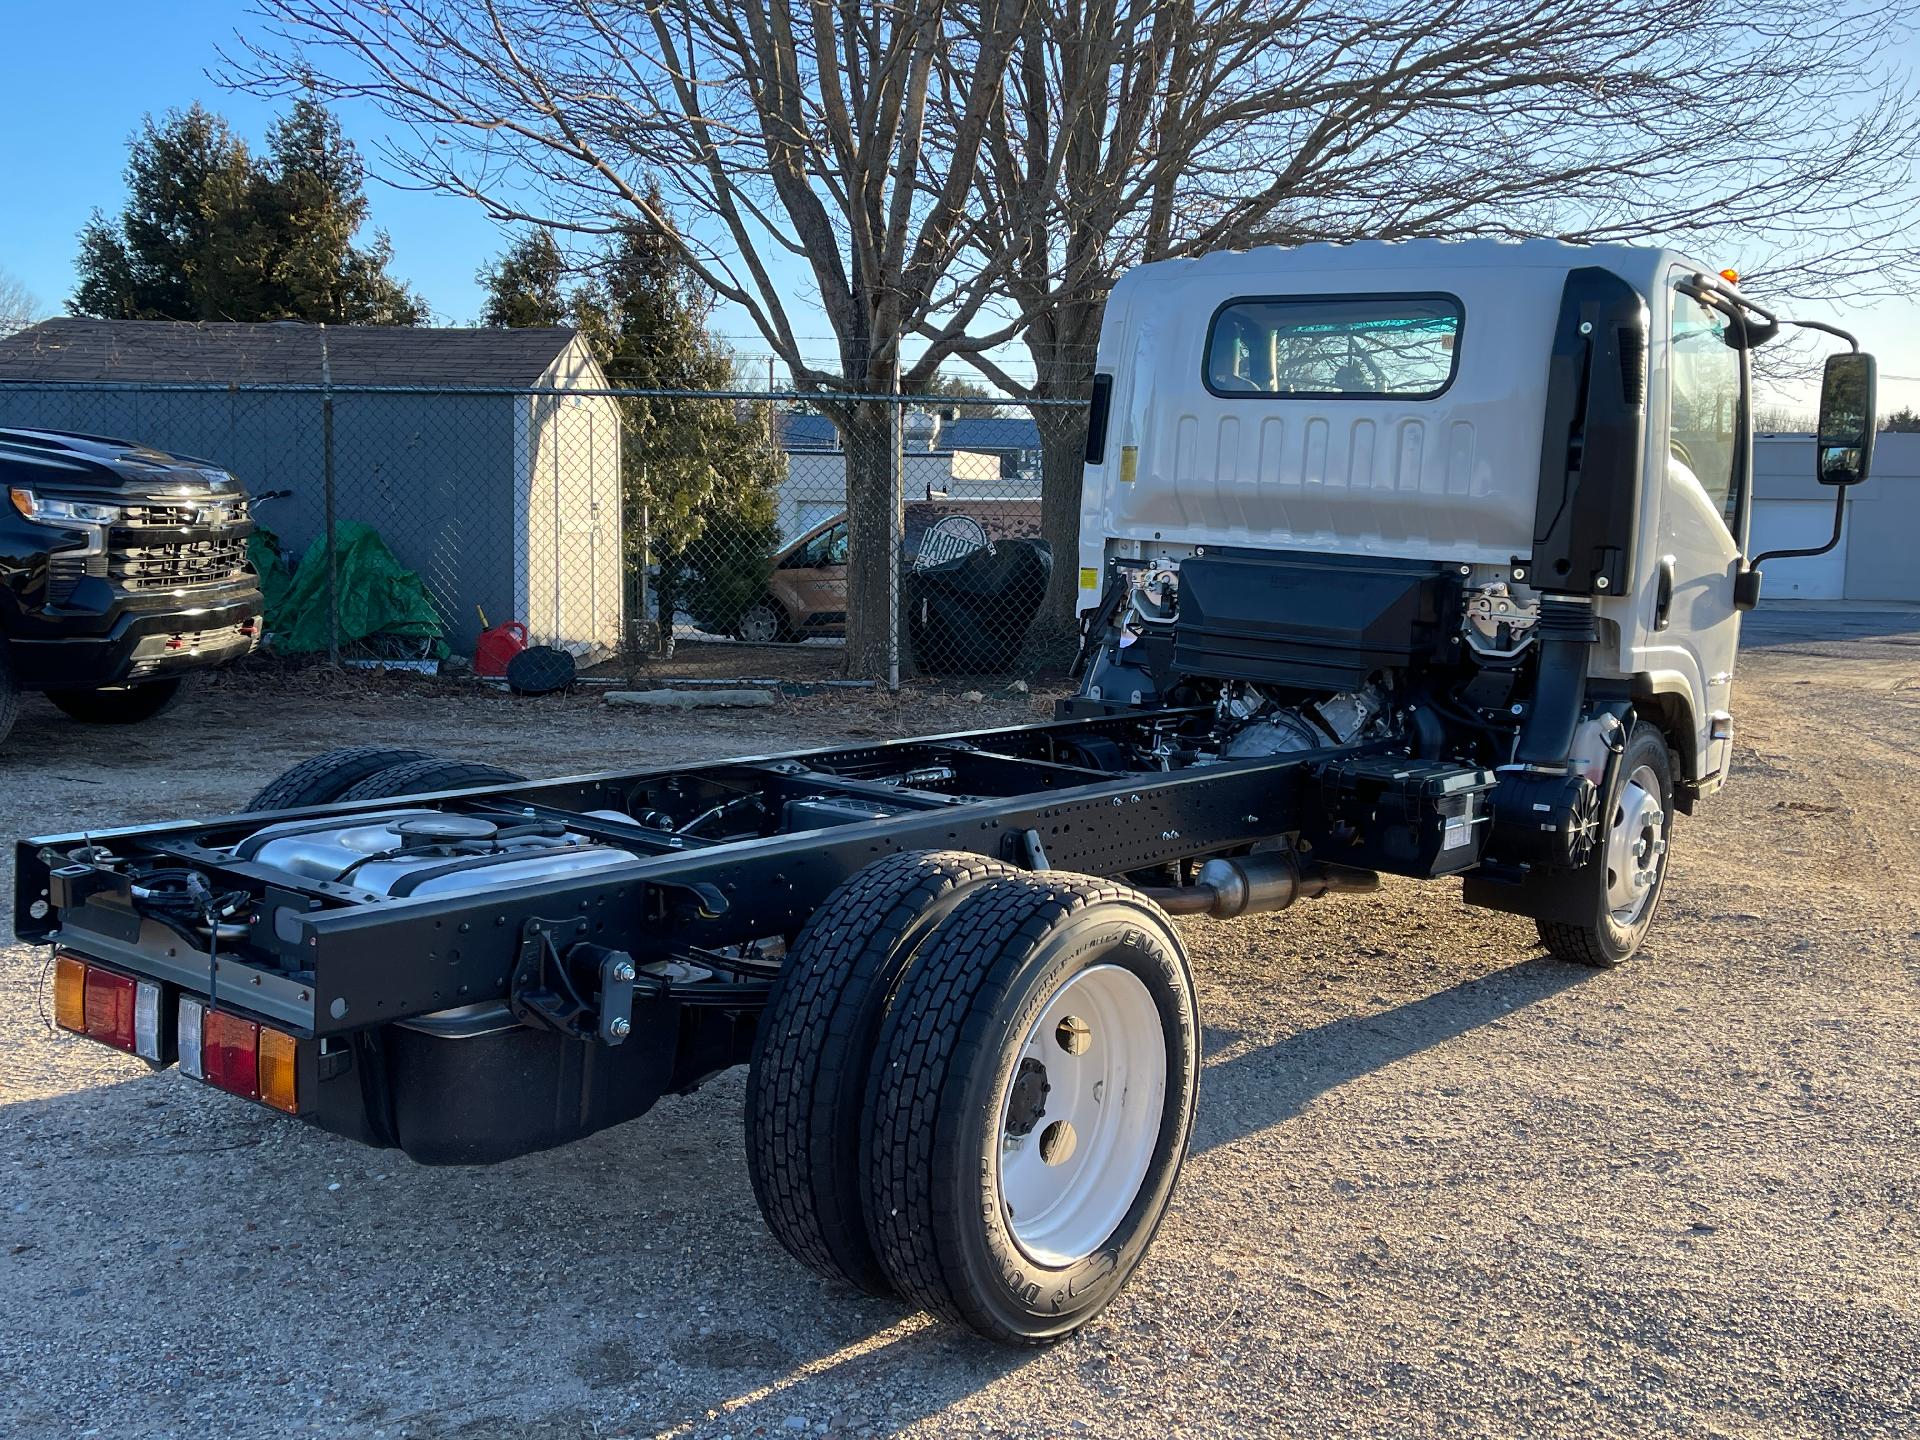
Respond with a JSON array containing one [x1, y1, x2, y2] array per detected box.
[[17, 241, 1875, 1344]]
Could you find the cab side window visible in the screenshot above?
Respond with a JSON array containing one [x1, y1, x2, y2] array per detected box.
[[1668, 285, 1743, 533]]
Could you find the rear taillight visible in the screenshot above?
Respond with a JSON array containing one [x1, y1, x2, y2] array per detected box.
[[202, 1009, 260, 1099], [53, 953, 164, 1061], [177, 997, 300, 1112]]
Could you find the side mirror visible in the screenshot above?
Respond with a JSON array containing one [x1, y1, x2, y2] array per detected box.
[[1732, 566, 1762, 612], [1815, 351, 1876, 487]]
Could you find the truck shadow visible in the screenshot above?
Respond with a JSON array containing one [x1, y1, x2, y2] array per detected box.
[[1192, 955, 1592, 1156], [0, 952, 1590, 1438]]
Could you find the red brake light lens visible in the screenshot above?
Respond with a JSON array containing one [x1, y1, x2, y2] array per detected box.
[[202, 1010, 260, 1099], [83, 968, 138, 1051]]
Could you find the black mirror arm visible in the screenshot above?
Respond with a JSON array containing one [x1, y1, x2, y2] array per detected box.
[[1750, 485, 1847, 570]]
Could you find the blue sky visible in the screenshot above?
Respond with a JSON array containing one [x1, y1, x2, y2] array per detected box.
[[1, 1, 1914, 411]]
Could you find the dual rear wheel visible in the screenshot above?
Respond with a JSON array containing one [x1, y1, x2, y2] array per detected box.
[[746, 851, 1199, 1344]]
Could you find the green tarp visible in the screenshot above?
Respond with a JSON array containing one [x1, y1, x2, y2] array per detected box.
[[248, 522, 447, 657]]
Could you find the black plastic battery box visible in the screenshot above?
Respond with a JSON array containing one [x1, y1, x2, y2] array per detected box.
[[1301, 756, 1497, 878]]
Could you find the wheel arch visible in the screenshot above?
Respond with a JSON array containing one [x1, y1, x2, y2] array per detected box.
[[1629, 676, 1697, 814]]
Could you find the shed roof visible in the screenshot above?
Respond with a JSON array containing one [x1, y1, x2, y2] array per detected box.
[[0, 318, 587, 389]]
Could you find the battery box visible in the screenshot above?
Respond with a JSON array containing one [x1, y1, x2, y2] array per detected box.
[[1302, 757, 1497, 878]]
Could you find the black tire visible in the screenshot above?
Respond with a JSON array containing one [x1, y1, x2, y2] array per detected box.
[[45, 675, 192, 725], [0, 643, 19, 747], [245, 747, 439, 812], [1537, 719, 1676, 967], [861, 873, 1200, 1344], [746, 850, 1020, 1295], [335, 757, 528, 802]]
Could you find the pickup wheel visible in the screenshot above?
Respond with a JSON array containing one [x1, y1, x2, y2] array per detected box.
[[245, 747, 440, 811], [746, 850, 1018, 1295], [0, 643, 19, 746], [335, 757, 528, 801], [861, 873, 1199, 1344], [1537, 720, 1676, 967], [45, 676, 192, 725]]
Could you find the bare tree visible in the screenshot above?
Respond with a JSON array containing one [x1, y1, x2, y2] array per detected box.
[[0, 269, 41, 338], [224, 0, 1030, 675], [948, 0, 1920, 635]]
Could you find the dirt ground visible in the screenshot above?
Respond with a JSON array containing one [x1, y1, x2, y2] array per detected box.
[[1, 610, 1915, 1439]]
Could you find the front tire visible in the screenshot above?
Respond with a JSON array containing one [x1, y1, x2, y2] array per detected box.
[[46, 676, 191, 725], [1537, 719, 1676, 966], [0, 643, 19, 746], [861, 873, 1199, 1344]]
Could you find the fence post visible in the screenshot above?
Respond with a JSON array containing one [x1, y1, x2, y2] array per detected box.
[[887, 385, 903, 692], [317, 324, 341, 667]]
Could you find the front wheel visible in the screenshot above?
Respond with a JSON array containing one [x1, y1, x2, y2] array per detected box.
[[46, 676, 192, 725], [1537, 719, 1676, 966], [861, 873, 1199, 1344]]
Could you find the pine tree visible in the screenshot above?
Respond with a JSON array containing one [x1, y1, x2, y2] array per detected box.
[[72, 99, 423, 324], [478, 231, 571, 329]]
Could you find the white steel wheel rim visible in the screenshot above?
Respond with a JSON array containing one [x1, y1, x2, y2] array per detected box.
[[1605, 763, 1667, 926], [994, 963, 1168, 1268]]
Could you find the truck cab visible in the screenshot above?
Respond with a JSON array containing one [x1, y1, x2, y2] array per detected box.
[[1073, 238, 1871, 956], [0, 428, 263, 745]]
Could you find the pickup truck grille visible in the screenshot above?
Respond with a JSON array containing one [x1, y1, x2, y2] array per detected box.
[[110, 535, 251, 592], [107, 497, 254, 593], [120, 497, 252, 529]]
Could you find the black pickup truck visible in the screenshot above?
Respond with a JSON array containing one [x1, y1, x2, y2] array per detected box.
[[0, 428, 262, 744]]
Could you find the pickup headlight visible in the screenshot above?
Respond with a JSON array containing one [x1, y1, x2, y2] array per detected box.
[[8, 487, 121, 525]]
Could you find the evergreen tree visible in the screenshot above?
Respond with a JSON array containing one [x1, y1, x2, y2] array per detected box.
[[72, 99, 423, 324], [478, 230, 571, 329]]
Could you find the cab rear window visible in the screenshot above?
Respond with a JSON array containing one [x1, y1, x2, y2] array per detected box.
[[1204, 294, 1463, 399]]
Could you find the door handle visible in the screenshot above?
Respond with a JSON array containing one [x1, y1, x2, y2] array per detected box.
[[1653, 554, 1676, 631]]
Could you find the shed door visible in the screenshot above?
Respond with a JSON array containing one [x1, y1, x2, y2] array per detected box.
[[1751, 499, 1848, 598]]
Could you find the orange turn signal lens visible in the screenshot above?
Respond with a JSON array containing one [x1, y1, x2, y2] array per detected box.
[[53, 955, 86, 1031], [257, 1028, 300, 1115]]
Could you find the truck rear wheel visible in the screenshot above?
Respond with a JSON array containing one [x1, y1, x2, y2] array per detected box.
[[861, 873, 1199, 1343], [1536, 720, 1675, 967], [746, 850, 1018, 1294], [335, 758, 528, 800], [246, 747, 438, 811], [46, 676, 191, 725]]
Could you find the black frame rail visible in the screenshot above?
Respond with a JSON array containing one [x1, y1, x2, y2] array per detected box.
[[16, 710, 1359, 1038]]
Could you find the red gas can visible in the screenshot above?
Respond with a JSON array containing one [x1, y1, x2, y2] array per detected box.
[[474, 621, 529, 677]]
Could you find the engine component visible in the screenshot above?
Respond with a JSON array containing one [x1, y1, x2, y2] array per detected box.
[[1462, 582, 1539, 658], [1216, 684, 1388, 760], [1488, 770, 1603, 868], [233, 809, 641, 898], [1302, 756, 1498, 878], [1172, 550, 1453, 692]]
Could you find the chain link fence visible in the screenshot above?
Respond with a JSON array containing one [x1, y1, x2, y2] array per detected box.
[[0, 346, 1087, 684]]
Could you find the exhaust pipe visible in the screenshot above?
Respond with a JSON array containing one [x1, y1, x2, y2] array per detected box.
[[1145, 852, 1378, 919]]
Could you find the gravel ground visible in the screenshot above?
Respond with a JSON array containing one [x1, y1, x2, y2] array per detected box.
[[2, 612, 1916, 1439]]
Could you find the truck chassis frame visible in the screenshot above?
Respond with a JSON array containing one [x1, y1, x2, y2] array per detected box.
[[17, 708, 1363, 1045]]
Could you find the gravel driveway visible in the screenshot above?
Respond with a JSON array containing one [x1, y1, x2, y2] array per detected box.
[[2, 615, 1916, 1439]]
